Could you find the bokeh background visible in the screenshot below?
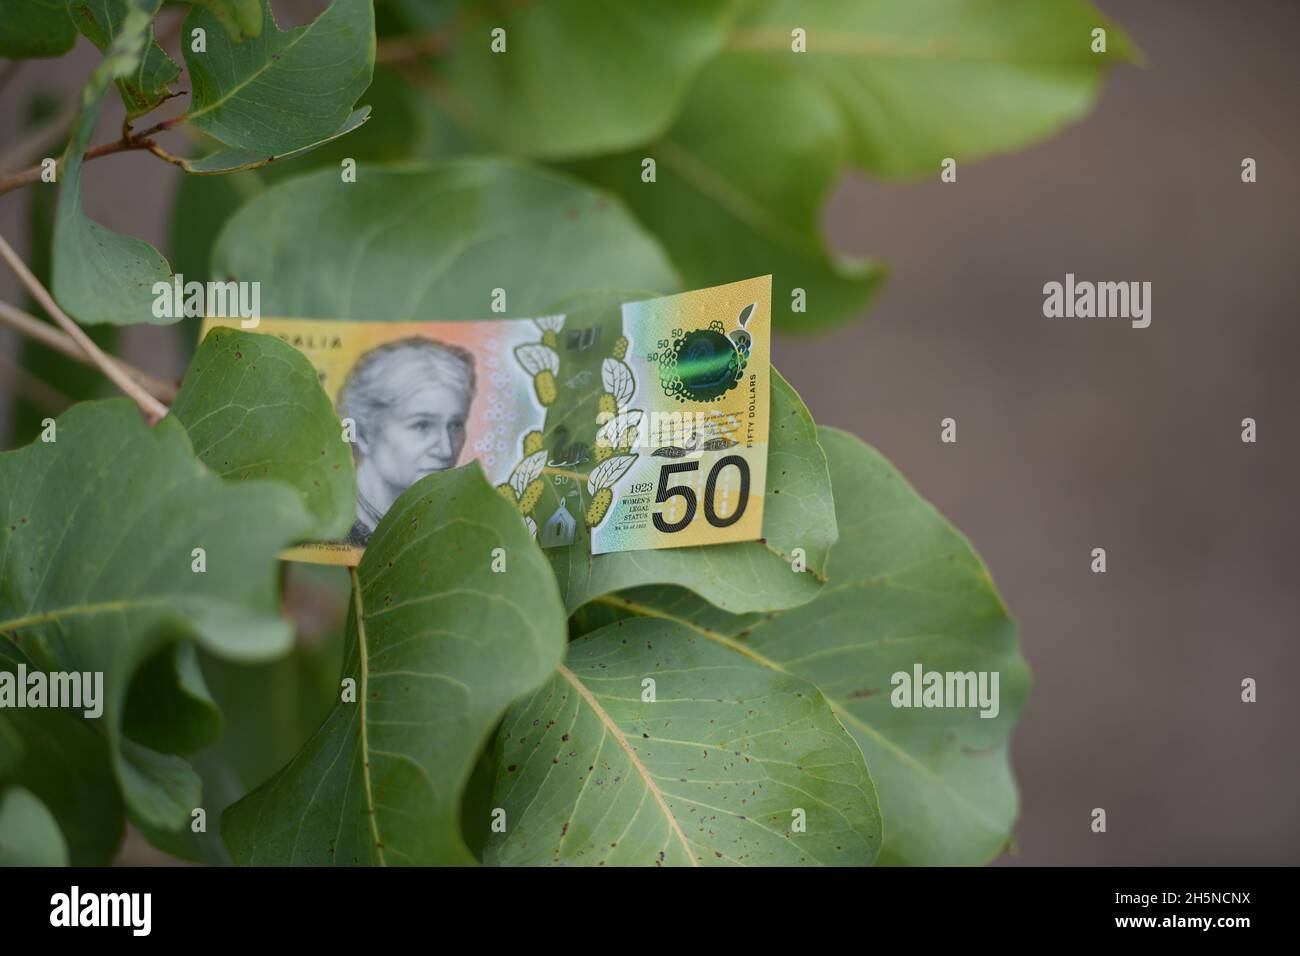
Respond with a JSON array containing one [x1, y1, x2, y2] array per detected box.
[[1, 0, 1296, 864]]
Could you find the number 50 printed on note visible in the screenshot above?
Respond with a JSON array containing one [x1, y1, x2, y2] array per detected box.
[[201, 276, 771, 564]]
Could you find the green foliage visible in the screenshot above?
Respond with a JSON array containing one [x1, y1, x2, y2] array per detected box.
[[0, 400, 313, 840], [573, 54, 886, 331], [171, 327, 357, 539], [0, 785, 69, 865], [429, 0, 736, 159], [0, 658, 125, 865], [190, 0, 263, 40], [734, 0, 1137, 179], [571, 428, 1027, 865], [1, 0, 1133, 866], [210, 162, 677, 318], [182, 0, 374, 155], [485, 617, 882, 866], [52, 3, 173, 325], [223, 464, 568, 865], [0, 0, 76, 59], [72, 0, 179, 119], [177, 107, 371, 174]]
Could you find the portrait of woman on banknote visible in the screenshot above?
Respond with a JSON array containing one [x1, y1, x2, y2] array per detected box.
[[337, 337, 476, 546]]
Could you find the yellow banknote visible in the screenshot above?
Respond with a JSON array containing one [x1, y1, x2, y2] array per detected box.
[[201, 276, 771, 564]]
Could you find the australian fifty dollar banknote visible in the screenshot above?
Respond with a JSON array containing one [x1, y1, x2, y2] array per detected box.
[[201, 276, 771, 565]]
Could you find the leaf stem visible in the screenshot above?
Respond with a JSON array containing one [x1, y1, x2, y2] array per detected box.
[[0, 233, 170, 423], [0, 300, 178, 403], [0, 135, 151, 197], [0, 112, 191, 197]]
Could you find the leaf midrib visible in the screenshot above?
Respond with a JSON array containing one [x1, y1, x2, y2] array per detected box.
[[0, 595, 228, 634], [184, 14, 306, 125], [555, 662, 698, 867], [349, 567, 386, 866], [593, 592, 1006, 835]]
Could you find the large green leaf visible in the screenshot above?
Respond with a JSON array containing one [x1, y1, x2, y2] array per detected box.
[[172, 327, 357, 540], [51, 4, 174, 325], [733, 0, 1136, 179], [72, 0, 180, 119], [166, 64, 427, 329], [210, 160, 678, 319], [544, 365, 837, 615], [573, 53, 885, 332], [431, 0, 735, 159], [0, 786, 68, 866], [182, 0, 375, 156], [0, 0, 76, 59], [485, 616, 881, 866], [222, 463, 567, 865], [574, 0, 1130, 330], [0, 399, 313, 837], [575, 427, 1028, 865]]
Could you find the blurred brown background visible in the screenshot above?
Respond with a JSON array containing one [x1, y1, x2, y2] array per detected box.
[[2, 0, 1296, 865]]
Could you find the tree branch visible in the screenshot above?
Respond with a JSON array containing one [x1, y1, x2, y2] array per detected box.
[[0, 134, 161, 197], [0, 300, 178, 403], [0, 111, 191, 197], [0, 232, 170, 423]]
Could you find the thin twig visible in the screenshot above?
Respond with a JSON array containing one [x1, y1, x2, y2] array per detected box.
[[132, 114, 187, 141], [0, 300, 178, 403], [0, 232, 169, 422], [0, 134, 160, 197]]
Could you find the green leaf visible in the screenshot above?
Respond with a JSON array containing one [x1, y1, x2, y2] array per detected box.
[[733, 0, 1137, 179], [222, 463, 567, 865], [0, 0, 76, 59], [122, 643, 222, 754], [182, 0, 375, 156], [0, 399, 313, 837], [0, 786, 69, 866], [190, 0, 262, 39], [746, 428, 1028, 864], [484, 616, 881, 866], [574, 1, 1131, 330], [176, 106, 371, 174], [171, 327, 357, 540], [72, 0, 180, 119], [576, 427, 1029, 865], [433, 0, 735, 159], [573, 52, 885, 333], [544, 366, 836, 615], [198, 566, 348, 790], [210, 160, 678, 319], [165, 65, 427, 353], [52, 5, 174, 325], [0, 646, 125, 864], [7, 93, 120, 448]]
